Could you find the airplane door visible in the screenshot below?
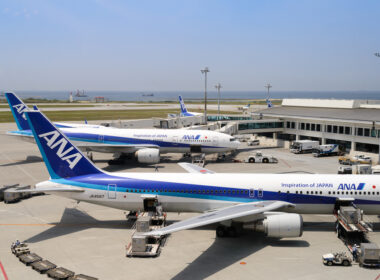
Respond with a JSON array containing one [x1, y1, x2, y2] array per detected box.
[[99, 135, 104, 143], [249, 189, 255, 198], [258, 188, 264, 199], [108, 184, 117, 199]]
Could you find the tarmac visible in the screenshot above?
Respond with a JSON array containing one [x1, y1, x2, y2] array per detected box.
[[1, 121, 380, 280]]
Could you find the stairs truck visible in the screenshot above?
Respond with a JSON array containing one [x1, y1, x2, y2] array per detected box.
[[290, 140, 319, 154], [313, 144, 343, 157]]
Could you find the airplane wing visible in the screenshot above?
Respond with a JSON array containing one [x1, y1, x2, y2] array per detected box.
[[6, 130, 35, 143], [7, 185, 84, 193], [6, 130, 33, 137], [178, 162, 215, 174], [143, 200, 294, 236]]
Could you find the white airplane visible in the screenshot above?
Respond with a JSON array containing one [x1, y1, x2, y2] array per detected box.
[[179, 96, 203, 117], [242, 104, 251, 110], [5, 93, 240, 163], [16, 110, 380, 239]]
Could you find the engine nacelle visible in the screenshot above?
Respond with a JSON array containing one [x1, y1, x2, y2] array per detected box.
[[135, 148, 160, 164], [263, 214, 303, 238]]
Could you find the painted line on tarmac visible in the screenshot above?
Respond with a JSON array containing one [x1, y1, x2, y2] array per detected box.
[[0, 261, 9, 280], [280, 158, 292, 168]]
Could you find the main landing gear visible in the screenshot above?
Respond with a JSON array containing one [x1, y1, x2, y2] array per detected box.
[[216, 225, 238, 238]]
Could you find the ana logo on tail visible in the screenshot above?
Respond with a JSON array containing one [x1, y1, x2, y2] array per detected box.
[[38, 130, 82, 169], [13, 104, 28, 120], [179, 96, 187, 113]]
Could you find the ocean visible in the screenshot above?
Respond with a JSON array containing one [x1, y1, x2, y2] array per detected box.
[[3, 90, 380, 101]]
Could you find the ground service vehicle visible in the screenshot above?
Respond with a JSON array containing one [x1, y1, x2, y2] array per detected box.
[[323, 252, 352, 266], [290, 140, 319, 154], [313, 144, 342, 157], [247, 140, 260, 146], [339, 155, 372, 165], [338, 166, 352, 174], [245, 151, 278, 163], [11, 242, 30, 256]]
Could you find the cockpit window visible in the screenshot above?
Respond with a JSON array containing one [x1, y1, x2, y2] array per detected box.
[[230, 138, 236, 142]]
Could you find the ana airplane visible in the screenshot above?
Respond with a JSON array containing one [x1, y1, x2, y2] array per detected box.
[[242, 104, 251, 110], [178, 96, 203, 117], [5, 93, 239, 164], [17, 110, 380, 239]]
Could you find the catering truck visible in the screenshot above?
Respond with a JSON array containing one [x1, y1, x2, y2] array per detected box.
[[313, 144, 343, 157], [290, 140, 319, 154]]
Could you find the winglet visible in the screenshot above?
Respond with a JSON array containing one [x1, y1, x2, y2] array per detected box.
[[25, 110, 102, 179]]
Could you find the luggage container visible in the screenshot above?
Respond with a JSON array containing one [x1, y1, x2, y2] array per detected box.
[[0, 184, 19, 201], [340, 206, 361, 224], [47, 267, 75, 279], [136, 216, 151, 233], [126, 234, 160, 257], [359, 243, 380, 267], [18, 253, 42, 265], [4, 188, 22, 203], [31, 260, 57, 274]]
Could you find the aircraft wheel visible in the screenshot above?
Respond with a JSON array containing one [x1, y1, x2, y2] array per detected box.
[[216, 226, 227, 238]]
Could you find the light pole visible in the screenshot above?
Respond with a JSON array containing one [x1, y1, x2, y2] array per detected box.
[[265, 83, 272, 98], [215, 83, 222, 119], [201, 67, 210, 124]]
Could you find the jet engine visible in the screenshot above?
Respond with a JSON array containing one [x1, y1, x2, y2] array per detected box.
[[135, 148, 160, 164], [249, 213, 303, 238]]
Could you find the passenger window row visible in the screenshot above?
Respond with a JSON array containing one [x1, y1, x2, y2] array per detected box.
[[126, 189, 250, 195], [277, 190, 380, 196]]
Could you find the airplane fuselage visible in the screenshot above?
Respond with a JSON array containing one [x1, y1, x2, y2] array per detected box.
[[39, 173, 380, 215], [11, 127, 239, 154]]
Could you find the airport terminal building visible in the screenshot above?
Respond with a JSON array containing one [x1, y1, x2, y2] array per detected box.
[[251, 99, 380, 153]]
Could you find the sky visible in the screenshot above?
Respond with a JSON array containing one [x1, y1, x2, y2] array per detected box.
[[0, 0, 379, 92]]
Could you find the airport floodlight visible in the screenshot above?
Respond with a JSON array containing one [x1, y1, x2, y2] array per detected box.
[[201, 67, 210, 124], [215, 83, 222, 118], [265, 83, 272, 99]]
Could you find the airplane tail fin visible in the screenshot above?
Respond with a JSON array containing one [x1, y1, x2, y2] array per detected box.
[[266, 98, 273, 108], [179, 95, 188, 114], [25, 110, 102, 179], [5, 92, 30, 130]]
